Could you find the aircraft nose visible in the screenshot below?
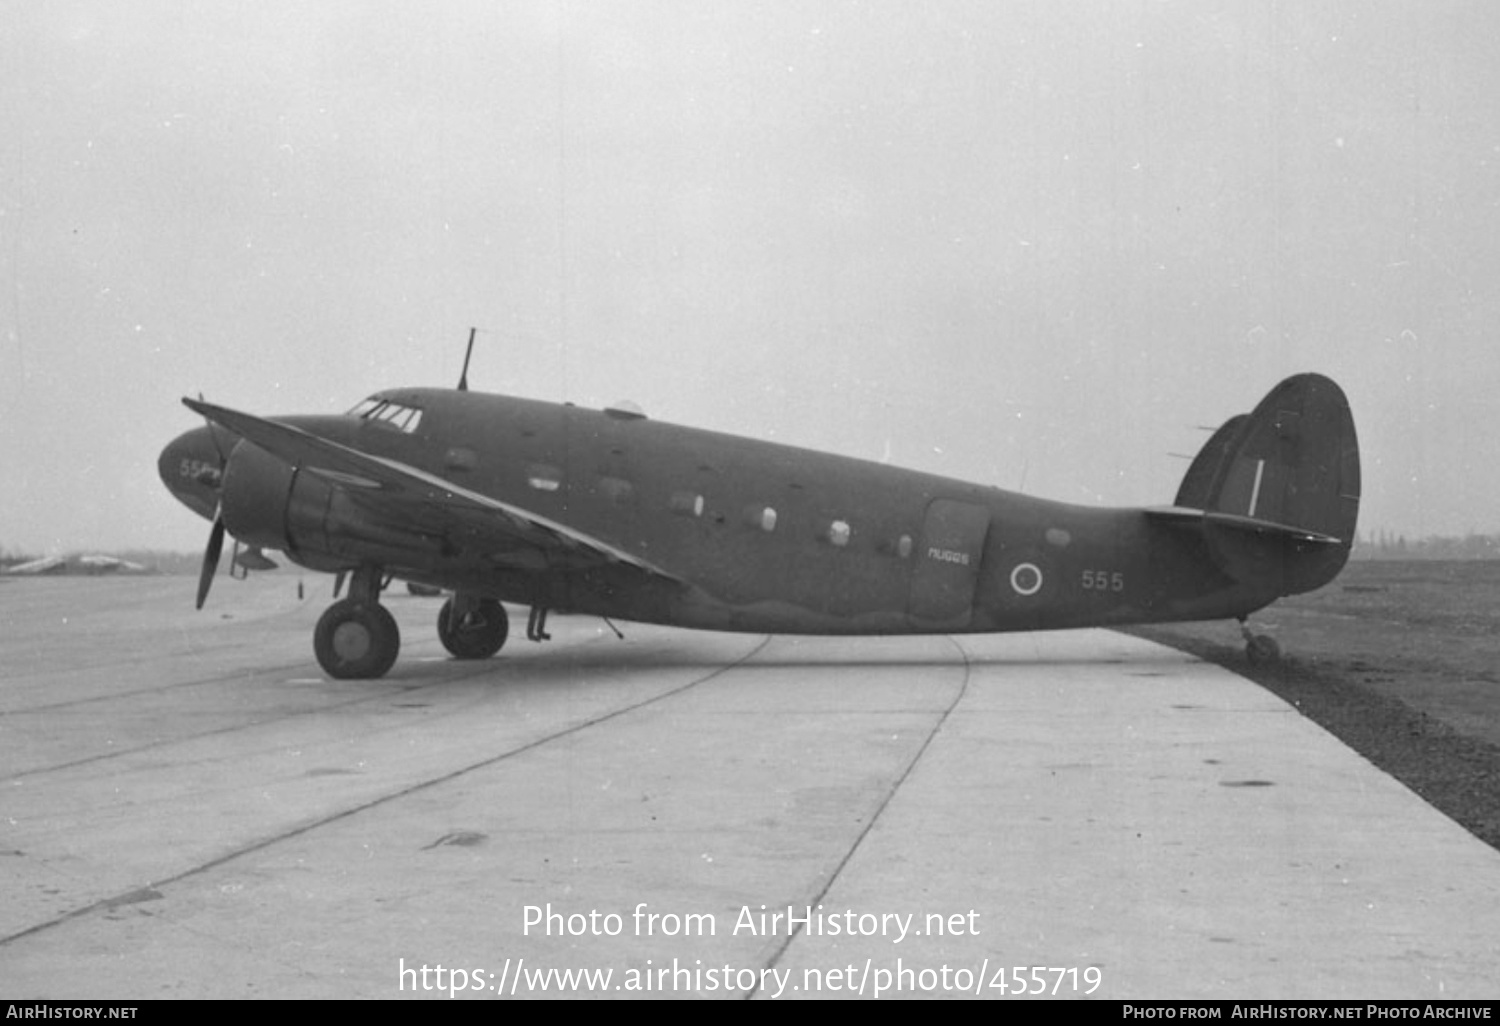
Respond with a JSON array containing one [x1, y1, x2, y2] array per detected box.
[[158, 425, 232, 521]]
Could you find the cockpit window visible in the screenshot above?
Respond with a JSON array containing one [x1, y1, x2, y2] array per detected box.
[[348, 396, 424, 434]]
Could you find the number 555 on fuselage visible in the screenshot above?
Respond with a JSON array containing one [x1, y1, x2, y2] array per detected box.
[[158, 373, 1359, 680]]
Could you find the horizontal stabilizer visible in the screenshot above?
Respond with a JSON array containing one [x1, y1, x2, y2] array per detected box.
[[1145, 506, 1344, 545]]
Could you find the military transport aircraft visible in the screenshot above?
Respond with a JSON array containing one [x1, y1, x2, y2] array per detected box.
[[159, 371, 1359, 680]]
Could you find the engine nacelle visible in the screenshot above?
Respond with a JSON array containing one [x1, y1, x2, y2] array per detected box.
[[219, 440, 440, 564]]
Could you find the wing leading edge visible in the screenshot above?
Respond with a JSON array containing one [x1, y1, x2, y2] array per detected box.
[[182, 397, 682, 581]]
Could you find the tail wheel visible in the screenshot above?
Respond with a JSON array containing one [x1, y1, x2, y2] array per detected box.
[[314, 599, 400, 679], [1246, 634, 1281, 666], [437, 597, 509, 660]]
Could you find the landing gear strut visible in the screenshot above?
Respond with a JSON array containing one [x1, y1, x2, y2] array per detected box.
[[437, 596, 509, 660], [1237, 616, 1281, 666], [314, 566, 399, 679], [527, 605, 551, 642]]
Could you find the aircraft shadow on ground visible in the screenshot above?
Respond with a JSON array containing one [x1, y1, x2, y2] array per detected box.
[[363, 649, 1194, 684]]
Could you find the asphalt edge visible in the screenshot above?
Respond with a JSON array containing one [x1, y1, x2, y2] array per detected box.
[[1119, 625, 1500, 856]]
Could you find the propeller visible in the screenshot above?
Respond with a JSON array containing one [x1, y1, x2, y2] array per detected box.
[[193, 393, 231, 610], [196, 511, 226, 609]]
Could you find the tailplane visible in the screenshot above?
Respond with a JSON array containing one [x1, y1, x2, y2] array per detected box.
[[1151, 373, 1360, 596]]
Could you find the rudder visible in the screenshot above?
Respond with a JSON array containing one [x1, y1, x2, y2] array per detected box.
[[1200, 373, 1361, 595]]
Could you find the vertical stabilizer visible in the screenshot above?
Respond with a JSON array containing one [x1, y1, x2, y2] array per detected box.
[[1169, 374, 1360, 596], [1207, 374, 1360, 540], [1175, 415, 1247, 510]]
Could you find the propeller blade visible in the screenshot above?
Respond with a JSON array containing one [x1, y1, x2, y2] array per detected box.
[[196, 517, 226, 610]]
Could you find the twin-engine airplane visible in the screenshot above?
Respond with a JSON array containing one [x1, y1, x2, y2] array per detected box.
[[159, 371, 1359, 680]]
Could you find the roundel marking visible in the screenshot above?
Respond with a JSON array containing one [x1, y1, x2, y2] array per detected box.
[[1010, 562, 1044, 597]]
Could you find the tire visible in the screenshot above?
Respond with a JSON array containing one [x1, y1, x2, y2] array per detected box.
[[1246, 633, 1281, 667], [437, 597, 509, 660], [314, 599, 400, 679]]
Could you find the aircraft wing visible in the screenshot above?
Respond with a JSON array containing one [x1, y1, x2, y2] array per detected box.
[[183, 398, 682, 581]]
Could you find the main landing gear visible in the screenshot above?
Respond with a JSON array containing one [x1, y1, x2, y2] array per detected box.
[[310, 572, 534, 679], [1237, 616, 1281, 667], [314, 566, 400, 680], [438, 595, 510, 660]]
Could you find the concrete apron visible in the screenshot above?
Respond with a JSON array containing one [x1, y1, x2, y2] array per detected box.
[[1, 587, 1496, 999]]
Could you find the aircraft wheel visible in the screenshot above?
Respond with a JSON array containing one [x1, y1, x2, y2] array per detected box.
[[437, 597, 509, 660], [314, 599, 401, 679], [1246, 633, 1281, 667]]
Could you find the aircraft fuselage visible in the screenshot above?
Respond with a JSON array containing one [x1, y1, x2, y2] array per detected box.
[[168, 388, 1271, 637]]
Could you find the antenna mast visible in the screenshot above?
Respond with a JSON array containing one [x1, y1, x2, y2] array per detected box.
[[458, 327, 476, 391]]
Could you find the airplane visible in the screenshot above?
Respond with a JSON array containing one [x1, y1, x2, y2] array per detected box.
[[76, 555, 149, 574], [159, 369, 1359, 680], [2, 554, 147, 575], [4, 555, 67, 576]]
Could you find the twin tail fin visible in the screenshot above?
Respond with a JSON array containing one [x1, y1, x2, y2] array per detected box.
[[1149, 373, 1360, 596]]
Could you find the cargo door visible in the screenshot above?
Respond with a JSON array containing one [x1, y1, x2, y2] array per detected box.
[[907, 499, 992, 625]]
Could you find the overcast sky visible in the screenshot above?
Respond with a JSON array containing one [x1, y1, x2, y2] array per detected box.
[[3, 1, 1498, 553]]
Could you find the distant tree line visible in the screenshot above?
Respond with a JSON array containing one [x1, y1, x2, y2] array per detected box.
[[1354, 531, 1500, 560]]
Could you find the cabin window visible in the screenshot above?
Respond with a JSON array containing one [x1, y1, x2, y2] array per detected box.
[[670, 491, 705, 517], [527, 464, 562, 492], [898, 534, 914, 559], [742, 505, 778, 531], [827, 520, 852, 547]]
